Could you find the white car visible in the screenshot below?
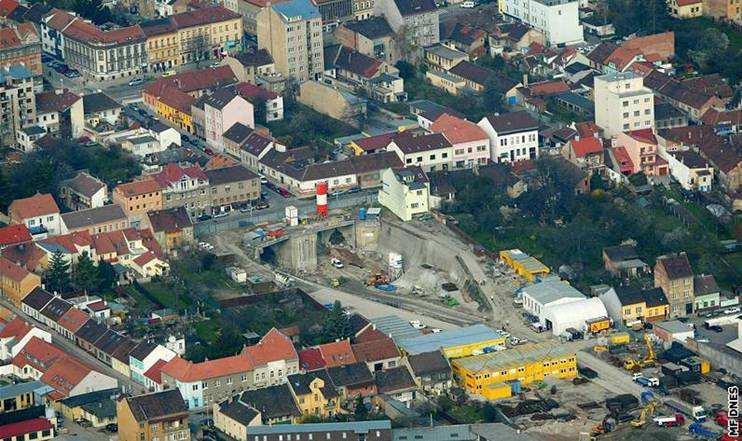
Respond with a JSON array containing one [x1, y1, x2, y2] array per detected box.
[[409, 320, 426, 329], [128, 78, 143, 86], [461, 0, 476, 7], [430, 328, 442, 333], [724, 307, 741, 315], [330, 258, 344, 268]]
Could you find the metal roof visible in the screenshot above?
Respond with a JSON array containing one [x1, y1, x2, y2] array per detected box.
[[0, 381, 52, 401], [520, 279, 585, 305], [247, 420, 391, 434], [398, 324, 506, 355], [451, 342, 574, 373], [368, 315, 422, 342]]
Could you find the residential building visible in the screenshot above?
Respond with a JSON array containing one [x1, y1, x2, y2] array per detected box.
[[59, 172, 107, 211], [203, 88, 254, 152], [594, 72, 654, 138], [477, 111, 539, 163], [0, 316, 51, 361], [120, 135, 166, 158], [378, 167, 430, 221], [386, 131, 453, 172], [298, 340, 357, 371], [220, 47, 276, 84], [41, 9, 146, 82], [60, 204, 129, 235], [8, 194, 62, 237], [287, 370, 341, 418], [602, 243, 649, 278], [146, 207, 194, 254], [257, 0, 324, 83], [424, 44, 468, 71], [375, 366, 417, 402], [0, 64, 35, 148], [0, 380, 49, 412], [615, 129, 668, 176], [153, 163, 210, 217], [57, 388, 119, 428], [396, 324, 507, 358], [335, 17, 397, 64], [15, 125, 46, 153], [374, 0, 440, 52], [431, 113, 490, 168], [663, 149, 714, 191], [451, 342, 576, 400], [352, 336, 402, 372], [112, 179, 163, 228], [233, 82, 284, 122], [643, 70, 722, 122], [694, 274, 721, 312], [213, 398, 261, 440], [669, 0, 703, 18], [0, 24, 41, 76], [654, 101, 688, 130], [323, 44, 405, 103], [315, 0, 354, 30], [501, 0, 583, 46], [81, 92, 121, 126], [117, 389, 189, 441], [405, 350, 452, 395], [562, 136, 604, 170], [703, 0, 741, 23], [0, 224, 32, 249], [0, 419, 54, 441], [243, 422, 392, 441], [655, 252, 695, 317], [599, 286, 670, 326], [326, 362, 376, 398], [223, 122, 273, 162], [35, 89, 83, 139], [205, 165, 260, 212], [128, 342, 177, 387]]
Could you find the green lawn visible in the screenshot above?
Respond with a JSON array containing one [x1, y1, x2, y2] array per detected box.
[[195, 319, 221, 344]]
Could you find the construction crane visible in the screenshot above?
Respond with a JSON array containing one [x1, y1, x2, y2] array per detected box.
[[631, 399, 659, 428], [623, 334, 657, 371]]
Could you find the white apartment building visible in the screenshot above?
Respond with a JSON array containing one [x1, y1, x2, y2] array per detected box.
[[257, 0, 324, 83], [594, 72, 654, 138], [386, 132, 453, 172], [502, 0, 583, 46], [203, 88, 254, 152], [378, 167, 430, 222], [477, 111, 539, 163]]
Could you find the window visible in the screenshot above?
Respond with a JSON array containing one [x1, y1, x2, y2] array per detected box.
[[622, 101, 628, 107], [623, 112, 629, 118]]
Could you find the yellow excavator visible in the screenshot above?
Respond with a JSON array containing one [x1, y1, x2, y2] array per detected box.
[[623, 333, 656, 371], [631, 399, 659, 428]]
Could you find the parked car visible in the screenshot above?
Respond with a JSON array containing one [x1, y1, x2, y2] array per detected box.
[[330, 258, 344, 268], [128, 78, 144, 86], [105, 423, 118, 433], [162, 69, 176, 77], [196, 214, 212, 222], [255, 201, 269, 210], [409, 320, 426, 329]]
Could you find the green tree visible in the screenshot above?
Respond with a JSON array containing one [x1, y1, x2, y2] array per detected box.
[[97, 260, 117, 294], [322, 301, 350, 342], [73, 251, 99, 295], [45, 250, 71, 294], [354, 395, 368, 420]]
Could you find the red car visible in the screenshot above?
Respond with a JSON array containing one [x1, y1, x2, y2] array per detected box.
[[278, 188, 291, 198]]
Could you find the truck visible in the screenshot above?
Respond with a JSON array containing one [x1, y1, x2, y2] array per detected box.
[[634, 376, 660, 387], [653, 414, 685, 427], [665, 399, 707, 422], [688, 422, 720, 439]]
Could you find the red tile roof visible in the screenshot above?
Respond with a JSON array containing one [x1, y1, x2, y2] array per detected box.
[[612, 146, 634, 174], [143, 358, 168, 384], [0, 0, 19, 18], [677, 0, 701, 7], [40, 355, 92, 399], [0, 27, 21, 49], [351, 337, 400, 362], [153, 163, 207, 187], [160, 352, 253, 382], [0, 418, 53, 439], [299, 347, 325, 371], [56, 308, 90, 334], [114, 179, 161, 197], [35, 90, 81, 113], [353, 132, 395, 152], [527, 80, 569, 97], [0, 256, 32, 283], [1, 243, 46, 271], [243, 328, 297, 365], [0, 224, 32, 247], [354, 326, 388, 343], [171, 6, 240, 28], [133, 251, 158, 267], [431, 113, 488, 144], [145, 65, 236, 96], [86, 300, 108, 312], [0, 316, 31, 339], [575, 121, 601, 139], [318, 339, 356, 368], [626, 128, 658, 144], [571, 137, 603, 157], [234, 82, 279, 101], [12, 337, 65, 372], [9, 193, 60, 219]]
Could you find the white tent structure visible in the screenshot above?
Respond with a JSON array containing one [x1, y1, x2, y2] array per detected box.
[[542, 297, 609, 336]]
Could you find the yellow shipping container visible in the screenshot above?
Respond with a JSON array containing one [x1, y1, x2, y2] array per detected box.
[[442, 337, 508, 359], [482, 382, 512, 401], [700, 359, 711, 375], [609, 332, 630, 345]]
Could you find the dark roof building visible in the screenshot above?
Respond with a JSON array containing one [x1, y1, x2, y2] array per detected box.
[[74, 319, 108, 345], [217, 399, 260, 426], [407, 350, 450, 378], [342, 17, 394, 39], [375, 366, 416, 394], [82, 92, 121, 115], [204, 165, 258, 185], [39, 298, 72, 322], [657, 253, 694, 280], [147, 207, 192, 234], [21, 287, 53, 312], [121, 389, 188, 422], [326, 362, 374, 388], [239, 384, 301, 422], [287, 370, 339, 399], [60, 204, 127, 232], [480, 111, 539, 135]]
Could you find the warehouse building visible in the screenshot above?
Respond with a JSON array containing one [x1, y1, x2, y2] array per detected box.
[[451, 342, 577, 400], [520, 279, 586, 319], [541, 297, 609, 336], [499, 249, 550, 282], [397, 325, 507, 359]]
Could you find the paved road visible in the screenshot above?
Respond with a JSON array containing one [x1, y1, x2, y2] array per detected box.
[[0, 297, 141, 393]]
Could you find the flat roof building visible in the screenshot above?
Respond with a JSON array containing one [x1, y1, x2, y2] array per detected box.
[[397, 324, 507, 358]]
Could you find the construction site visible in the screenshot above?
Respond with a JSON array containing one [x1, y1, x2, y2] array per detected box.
[[197, 196, 738, 441]]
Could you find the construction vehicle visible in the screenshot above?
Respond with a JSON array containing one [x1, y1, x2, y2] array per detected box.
[[631, 399, 659, 427], [666, 399, 707, 422], [590, 416, 616, 437], [609, 332, 630, 345], [623, 333, 656, 371], [653, 414, 685, 427], [365, 273, 389, 286], [593, 345, 608, 353], [688, 422, 720, 439]]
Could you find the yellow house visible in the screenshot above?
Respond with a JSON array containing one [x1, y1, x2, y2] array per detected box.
[[288, 371, 342, 418], [142, 82, 195, 134], [451, 342, 577, 400], [399, 324, 508, 360], [668, 0, 703, 18], [0, 257, 41, 306], [144, 27, 180, 72], [602, 286, 670, 327], [499, 249, 550, 282]]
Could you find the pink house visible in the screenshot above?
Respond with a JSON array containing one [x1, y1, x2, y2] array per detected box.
[[430, 113, 490, 169], [615, 129, 668, 176], [204, 88, 254, 153]]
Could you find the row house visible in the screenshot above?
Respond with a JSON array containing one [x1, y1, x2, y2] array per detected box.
[[147, 207, 195, 255], [160, 328, 299, 409], [663, 149, 714, 192], [222, 122, 273, 164], [60, 204, 129, 235], [477, 111, 539, 163], [203, 87, 254, 153], [599, 286, 670, 327], [205, 165, 261, 212], [152, 163, 211, 217], [615, 129, 669, 176], [220, 47, 287, 93], [655, 252, 695, 318], [128, 341, 177, 387], [59, 171, 107, 212], [643, 70, 724, 122], [112, 179, 163, 228], [430, 113, 490, 168], [233, 82, 284, 122], [117, 389, 190, 441], [140, 6, 243, 72], [386, 131, 453, 173], [0, 316, 51, 361], [41, 9, 147, 82], [562, 136, 604, 171], [8, 193, 62, 237]]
